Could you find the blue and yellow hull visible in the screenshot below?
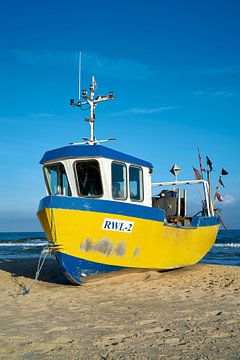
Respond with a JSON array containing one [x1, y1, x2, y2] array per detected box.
[[37, 196, 220, 284]]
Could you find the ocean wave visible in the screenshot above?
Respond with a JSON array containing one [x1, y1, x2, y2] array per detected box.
[[214, 243, 240, 248], [0, 242, 48, 247], [0, 236, 46, 244], [0, 233, 46, 243], [0, 238, 46, 244]]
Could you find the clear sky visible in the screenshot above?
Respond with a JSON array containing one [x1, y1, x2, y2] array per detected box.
[[0, 0, 239, 230]]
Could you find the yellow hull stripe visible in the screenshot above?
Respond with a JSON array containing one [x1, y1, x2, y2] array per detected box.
[[38, 208, 219, 269]]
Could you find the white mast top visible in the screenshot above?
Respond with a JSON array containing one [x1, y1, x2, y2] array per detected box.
[[70, 73, 116, 145]]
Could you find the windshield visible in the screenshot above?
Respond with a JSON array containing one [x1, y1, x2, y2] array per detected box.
[[44, 163, 71, 196], [75, 160, 103, 197]]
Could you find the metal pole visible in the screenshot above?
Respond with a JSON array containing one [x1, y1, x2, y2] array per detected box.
[[177, 189, 181, 217], [184, 189, 187, 217], [207, 171, 214, 216], [90, 102, 94, 142], [78, 51, 82, 101], [203, 181, 211, 217], [89, 76, 95, 143]]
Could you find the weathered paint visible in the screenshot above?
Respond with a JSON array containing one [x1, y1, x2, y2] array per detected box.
[[38, 205, 219, 272], [114, 242, 126, 257], [80, 238, 126, 257], [133, 247, 140, 257]]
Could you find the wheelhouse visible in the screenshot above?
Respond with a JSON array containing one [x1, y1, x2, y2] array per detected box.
[[40, 143, 213, 226], [40, 144, 153, 207]]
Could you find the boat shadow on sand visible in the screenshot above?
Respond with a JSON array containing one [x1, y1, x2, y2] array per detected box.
[[0, 258, 70, 285], [0, 257, 192, 287]]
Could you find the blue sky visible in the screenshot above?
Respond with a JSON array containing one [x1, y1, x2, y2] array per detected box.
[[0, 0, 239, 230]]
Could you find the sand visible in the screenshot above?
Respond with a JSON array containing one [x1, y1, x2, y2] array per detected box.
[[0, 259, 239, 359]]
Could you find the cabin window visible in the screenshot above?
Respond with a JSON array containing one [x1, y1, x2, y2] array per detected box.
[[129, 166, 143, 201], [44, 163, 71, 196], [111, 162, 127, 200], [75, 160, 103, 197]]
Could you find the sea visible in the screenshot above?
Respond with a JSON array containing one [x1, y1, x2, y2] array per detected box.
[[0, 230, 239, 266]]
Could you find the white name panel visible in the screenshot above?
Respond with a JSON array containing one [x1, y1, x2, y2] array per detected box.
[[102, 218, 134, 233]]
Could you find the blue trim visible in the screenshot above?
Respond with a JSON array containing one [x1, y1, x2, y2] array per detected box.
[[38, 196, 166, 222], [40, 144, 153, 168], [191, 216, 220, 227], [55, 251, 123, 285]]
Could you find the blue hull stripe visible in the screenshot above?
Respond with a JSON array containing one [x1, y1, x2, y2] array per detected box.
[[38, 196, 220, 226], [191, 216, 219, 227], [38, 196, 166, 222], [55, 251, 123, 285]]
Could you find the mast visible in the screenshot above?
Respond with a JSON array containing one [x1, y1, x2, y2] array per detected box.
[[78, 51, 82, 102], [70, 73, 116, 145]]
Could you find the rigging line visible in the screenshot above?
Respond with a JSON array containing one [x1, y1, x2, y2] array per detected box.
[[214, 209, 227, 230], [194, 176, 205, 210], [212, 178, 221, 206], [196, 149, 205, 207]]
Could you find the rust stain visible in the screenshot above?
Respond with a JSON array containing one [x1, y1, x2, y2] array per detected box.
[[80, 238, 127, 258], [114, 242, 126, 257], [80, 238, 94, 252], [133, 247, 140, 257], [94, 238, 113, 256], [80, 238, 113, 257]]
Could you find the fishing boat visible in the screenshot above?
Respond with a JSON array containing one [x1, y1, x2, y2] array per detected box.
[[37, 76, 220, 284]]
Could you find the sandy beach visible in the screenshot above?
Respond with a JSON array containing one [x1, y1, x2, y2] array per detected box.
[[0, 259, 239, 359]]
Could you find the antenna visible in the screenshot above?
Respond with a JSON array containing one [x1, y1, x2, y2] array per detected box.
[[78, 51, 82, 102], [70, 71, 116, 145]]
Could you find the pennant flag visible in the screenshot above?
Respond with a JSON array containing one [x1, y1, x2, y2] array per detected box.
[[215, 192, 223, 202], [198, 148, 206, 172], [219, 176, 224, 187], [206, 156, 213, 171], [193, 167, 202, 180], [221, 168, 228, 176]]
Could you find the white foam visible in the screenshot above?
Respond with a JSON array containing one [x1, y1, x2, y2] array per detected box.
[[0, 242, 48, 247], [214, 243, 240, 248]]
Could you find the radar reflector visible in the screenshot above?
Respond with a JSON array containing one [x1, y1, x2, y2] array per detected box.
[[170, 164, 181, 181]]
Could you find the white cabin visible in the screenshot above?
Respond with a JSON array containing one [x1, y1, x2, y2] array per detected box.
[[40, 144, 153, 207]]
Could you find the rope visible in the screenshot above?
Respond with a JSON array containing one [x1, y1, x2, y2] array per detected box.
[[35, 248, 50, 281], [22, 247, 51, 296], [11, 208, 57, 297], [10, 246, 51, 298], [22, 207, 57, 296]]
